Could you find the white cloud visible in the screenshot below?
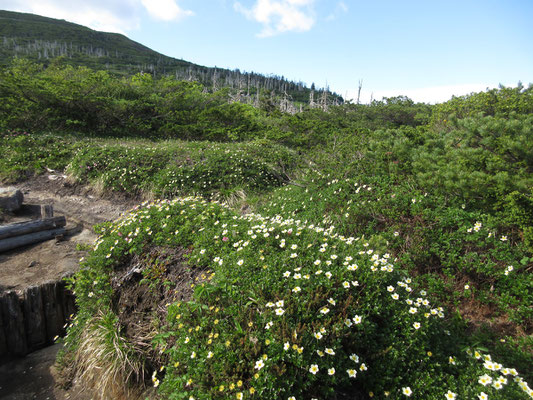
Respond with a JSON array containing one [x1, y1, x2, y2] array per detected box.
[[141, 0, 194, 22], [326, 1, 348, 22], [348, 83, 510, 104], [234, 0, 315, 37]]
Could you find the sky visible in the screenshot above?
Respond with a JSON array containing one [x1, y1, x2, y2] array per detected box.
[[2, 0, 532, 103]]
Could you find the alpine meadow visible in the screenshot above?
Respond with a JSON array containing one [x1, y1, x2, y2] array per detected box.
[[0, 8, 532, 400]]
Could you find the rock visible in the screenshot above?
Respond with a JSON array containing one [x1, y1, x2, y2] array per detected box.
[[0, 189, 24, 213], [28, 261, 39, 268]]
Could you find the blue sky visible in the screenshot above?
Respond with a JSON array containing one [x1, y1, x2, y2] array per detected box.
[[2, 0, 532, 103]]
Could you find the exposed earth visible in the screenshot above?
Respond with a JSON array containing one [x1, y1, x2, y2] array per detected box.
[[1, 174, 138, 400]]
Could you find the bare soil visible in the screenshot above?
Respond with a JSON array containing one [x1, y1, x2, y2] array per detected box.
[[1, 174, 139, 400]]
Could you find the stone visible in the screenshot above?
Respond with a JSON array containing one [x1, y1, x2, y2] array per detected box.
[[0, 189, 24, 213]]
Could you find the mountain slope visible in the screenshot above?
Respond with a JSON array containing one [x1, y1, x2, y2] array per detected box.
[[0, 10, 342, 105]]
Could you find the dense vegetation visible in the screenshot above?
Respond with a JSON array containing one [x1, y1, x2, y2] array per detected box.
[[0, 57, 532, 399]]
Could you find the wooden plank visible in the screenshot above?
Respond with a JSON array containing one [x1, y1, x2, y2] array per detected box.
[[0, 227, 66, 253], [0, 216, 66, 240]]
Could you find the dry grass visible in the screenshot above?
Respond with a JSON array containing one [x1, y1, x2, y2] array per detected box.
[[73, 311, 146, 400]]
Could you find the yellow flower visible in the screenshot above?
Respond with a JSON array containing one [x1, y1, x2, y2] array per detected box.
[[237, 380, 243, 387], [219, 385, 225, 391], [230, 383, 235, 390], [250, 387, 255, 394]]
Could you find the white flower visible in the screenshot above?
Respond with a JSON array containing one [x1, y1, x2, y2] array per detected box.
[[290, 253, 298, 258], [492, 381, 503, 390], [254, 359, 265, 370], [477, 393, 488, 400], [500, 235, 507, 241], [445, 390, 456, 399], [413, 322, 421, 329], [343, 281, 350, 288], [283, 271, 291, 278], [328, 367, 335, 375], [328, 298, 336, 306], [309, 364, 319, 375], [478, 374, 492, 386], [347, 369, 357, 378], [314, 332, 323, 340], [349, 354, 359, 363], [352, 315, 362, 324], [292, 286, 301, 293], [325, 348, 335, 355], [237, 259, 244, 266], [402, 387, 412, 396], [276, 300, 284, 307], [275, 308, 285, 316], [387, 286, 394, 292], [320, 307, 330, 314], [207, 351, 214, 359]]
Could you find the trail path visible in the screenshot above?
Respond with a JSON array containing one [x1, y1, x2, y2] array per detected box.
[[0, 175, 137, 400]]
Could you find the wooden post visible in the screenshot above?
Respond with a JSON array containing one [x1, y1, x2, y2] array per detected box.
[[0, 291, 27, 356], [0, 299, 7, 357], [23, 286, 47, 351], [40, 205, 54, 219], [42, 282, 65, 343]]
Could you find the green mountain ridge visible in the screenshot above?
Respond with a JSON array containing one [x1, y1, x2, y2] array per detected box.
[[0, 9, 342, 105]]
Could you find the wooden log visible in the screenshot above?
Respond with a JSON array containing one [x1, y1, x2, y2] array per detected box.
[[0, 227, 66, 253], [42, 282, 65, 344], [23, 286, 47, 351], [0, 216, 66, 240], [0, 291, 27, 356]]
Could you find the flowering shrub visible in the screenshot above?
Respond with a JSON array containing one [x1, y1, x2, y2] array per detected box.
[[65, 197, 532, 399]]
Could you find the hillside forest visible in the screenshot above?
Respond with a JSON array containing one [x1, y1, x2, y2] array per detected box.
[[0, 56, 532, 400]]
